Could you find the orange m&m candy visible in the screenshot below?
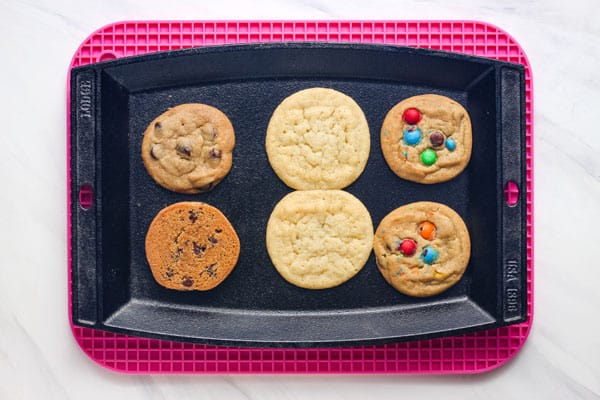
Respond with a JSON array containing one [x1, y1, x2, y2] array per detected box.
[[418, 221, 436, 240]]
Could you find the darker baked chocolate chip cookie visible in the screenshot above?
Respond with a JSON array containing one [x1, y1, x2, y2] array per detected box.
[[145, 202, 240, 291]]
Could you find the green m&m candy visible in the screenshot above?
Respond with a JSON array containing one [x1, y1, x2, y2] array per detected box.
[[420, 149, 437, 166]]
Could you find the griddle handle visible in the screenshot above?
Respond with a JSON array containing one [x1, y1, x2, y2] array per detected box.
[[499, 66, 527, 323], [70, 69, 99, 326]]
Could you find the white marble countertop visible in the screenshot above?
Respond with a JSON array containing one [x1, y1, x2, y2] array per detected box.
[[1, 0, 599, 399]]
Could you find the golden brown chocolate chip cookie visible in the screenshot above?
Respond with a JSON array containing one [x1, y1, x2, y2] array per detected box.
[[266, 88, 370, 190], [141, 104, 235, 194], [381, 94, 472, 184], [145, 202, 240, 291], [266, 190, 374, 289], [373, 202, 470, 297]]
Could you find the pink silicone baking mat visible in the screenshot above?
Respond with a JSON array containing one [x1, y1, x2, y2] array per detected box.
[[67, 20, 533, 374]]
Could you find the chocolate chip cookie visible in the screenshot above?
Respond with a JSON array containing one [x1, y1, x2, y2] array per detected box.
[[266, 190, 374, 289], [381, 94, 472, 184], [373, 202, 471, 297], [141, 104, 235, 194], [266, 88, 370, 190], [145, 202, 240, 291]]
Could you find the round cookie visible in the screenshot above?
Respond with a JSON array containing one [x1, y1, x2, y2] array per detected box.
[[141, 104, 235, 194], [380, 94, 472, 184], [266, 190, 373, 289], [266, 88, 370, 190], [373, 202, 470, 297], [145, 202, 240, 291]]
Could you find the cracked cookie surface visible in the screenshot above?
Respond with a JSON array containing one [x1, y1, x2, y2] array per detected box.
[[266, 88, 370, 190], [266, 190, 373, 289], [381, 94, 472, 184], [141, 104, 235, 194], [374, 201, 470, 297], [145, 202, 240, 291]]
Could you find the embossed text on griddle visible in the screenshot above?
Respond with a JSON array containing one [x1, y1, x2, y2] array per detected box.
[[506, 288, 520, 313], [79, 79, 92, 119], [504, 259, 521, 316], [505, 259, 519, 283]]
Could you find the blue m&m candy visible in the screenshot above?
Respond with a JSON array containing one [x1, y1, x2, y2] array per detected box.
[[403, 127, 422, 146], [445, 137, 456, 151], [421, 246, 439, 264]]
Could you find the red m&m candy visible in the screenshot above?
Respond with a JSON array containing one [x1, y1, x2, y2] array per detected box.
[[399, 239, 417, 256], [403, 108, 422, 125]]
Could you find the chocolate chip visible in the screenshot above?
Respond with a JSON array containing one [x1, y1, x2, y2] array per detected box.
[[182, 277, 194, 287], [171, 247, 183, 261], [193, 242, 206, 256], [209, 148, 222, 159], [165, 268, 174, 278], [176, 144, 192, 157], [208, 235, 218, 245], [205, 263, 217, 277], [154, 122, 162, 130], [215, 228, 222, 233], [174, 229, 184, 243], [429, 131, 446, 148], [189, 210, 198, 223], [150, 145, 159, 160]]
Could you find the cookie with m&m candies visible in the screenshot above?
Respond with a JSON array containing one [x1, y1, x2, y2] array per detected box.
[[373, 202, 470, 297], [380, 94, 472, 184]]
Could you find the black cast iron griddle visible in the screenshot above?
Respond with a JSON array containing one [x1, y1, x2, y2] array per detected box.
[[70, 42, 527, 347]]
